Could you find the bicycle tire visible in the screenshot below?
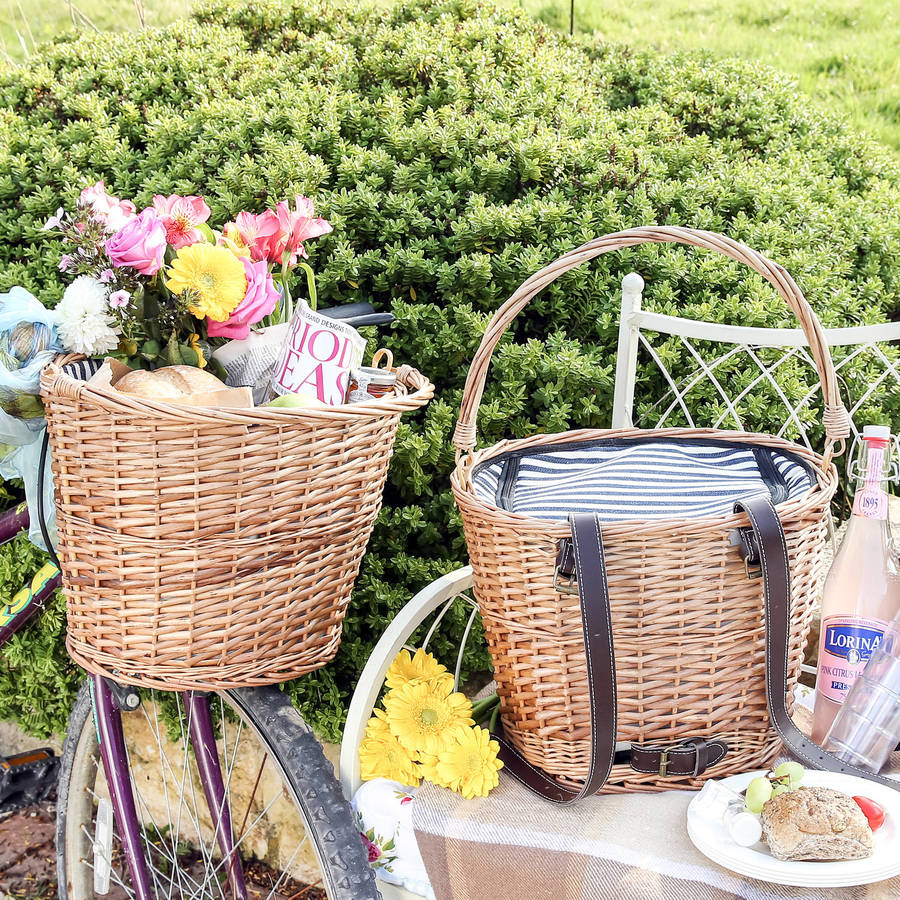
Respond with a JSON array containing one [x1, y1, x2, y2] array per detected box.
[[57, 680, 379, 900]]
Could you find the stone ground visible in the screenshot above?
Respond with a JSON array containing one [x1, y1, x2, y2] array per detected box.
[[0, 796, 327, 900], [0, 719, 333, 898]]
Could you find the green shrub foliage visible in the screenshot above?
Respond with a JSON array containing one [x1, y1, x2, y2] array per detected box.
[[1, 0, 899, 738]]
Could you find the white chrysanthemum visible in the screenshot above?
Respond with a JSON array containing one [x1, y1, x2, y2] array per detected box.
[[55, 276, 121, 356]]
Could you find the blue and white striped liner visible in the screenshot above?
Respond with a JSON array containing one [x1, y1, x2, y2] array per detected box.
[[62, 359, 104, 382], [471, 439, 815, 522]]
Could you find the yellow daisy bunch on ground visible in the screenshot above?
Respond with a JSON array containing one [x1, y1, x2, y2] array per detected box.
[[419, 725, 503, 799], [359, 648, 503, 799], [385, 647, 454, 692], [359, 710, 421, 786]]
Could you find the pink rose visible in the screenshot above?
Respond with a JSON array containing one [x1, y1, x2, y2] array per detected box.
[[152, 194, 211, 250], [232, 210, 281, 264], [80, 181, 136, 233], [270, 195, 332, 266], [105, 209, 167, 276], [206, 256, 280, 340]]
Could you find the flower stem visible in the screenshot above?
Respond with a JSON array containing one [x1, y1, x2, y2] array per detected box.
[[471, 693, 499, 725], [298, 262, 317, 312]]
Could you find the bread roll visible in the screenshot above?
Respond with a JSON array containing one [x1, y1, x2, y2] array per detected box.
[[116, 365, 226, 399], [760, 786, 873, 861]]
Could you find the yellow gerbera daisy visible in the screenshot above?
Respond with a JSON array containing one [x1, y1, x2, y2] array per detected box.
[[417, 750, 449, 788], [359, 717, 421, 786], [383, 680, 473, 756], [385, 648, 454, 693], [165, 243, 246, 322], [430, 725, 503, 799]]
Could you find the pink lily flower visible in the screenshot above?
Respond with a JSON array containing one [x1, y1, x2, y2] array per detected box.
[[152, 194, 212, 250], [271, 195, 332, 266], [232, 210, 281, 264], [80, 181, 137, 233]]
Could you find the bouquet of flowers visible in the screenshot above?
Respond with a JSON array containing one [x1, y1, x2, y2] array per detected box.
[[359, 648, 503, 799], [41, 181, 332, 371]]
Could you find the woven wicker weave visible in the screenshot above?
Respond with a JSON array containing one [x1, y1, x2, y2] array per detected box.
[[41, 360, 432, 691], [451, 226, 849, 792]]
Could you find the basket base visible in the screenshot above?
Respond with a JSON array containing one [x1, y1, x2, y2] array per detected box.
[[66, 636, 341, 692]]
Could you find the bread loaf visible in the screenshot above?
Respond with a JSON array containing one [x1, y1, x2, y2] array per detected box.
[[760, 786, 873, 861], [115, 365, 226, 400]]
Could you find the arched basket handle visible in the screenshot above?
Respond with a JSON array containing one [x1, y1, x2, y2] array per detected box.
[[453, 226, 850, 469]]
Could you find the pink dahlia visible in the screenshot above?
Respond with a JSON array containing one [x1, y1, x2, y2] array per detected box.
[[152, 194, 211, 250], [206, 256, 280, 340]]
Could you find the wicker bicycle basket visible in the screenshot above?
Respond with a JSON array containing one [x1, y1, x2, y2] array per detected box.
[[41, 360, 433, 691], [451, 226, 850, 793]]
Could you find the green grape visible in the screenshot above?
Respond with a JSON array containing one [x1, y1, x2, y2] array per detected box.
[[773, 761, 804, 786], [772, 782, 792, 797], [744, 776, 774, 813]]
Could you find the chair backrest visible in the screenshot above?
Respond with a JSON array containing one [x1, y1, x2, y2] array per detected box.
[[611, 272, 900, 454]]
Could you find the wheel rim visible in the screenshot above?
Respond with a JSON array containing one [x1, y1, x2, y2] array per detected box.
[[64, 690, 331, 900]]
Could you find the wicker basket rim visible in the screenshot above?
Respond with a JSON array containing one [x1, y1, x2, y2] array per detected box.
[[40, 360, 433, 424], [452, 425, 838, 536]]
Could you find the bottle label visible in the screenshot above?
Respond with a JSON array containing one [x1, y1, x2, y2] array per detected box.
[[851, 444, 888, 519], [852, 487, 888, 519], [817, 615, 888, 703]]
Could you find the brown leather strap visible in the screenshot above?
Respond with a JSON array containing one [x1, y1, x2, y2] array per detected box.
[[493, 513, 616, 803], [734, 495, 900, 791]]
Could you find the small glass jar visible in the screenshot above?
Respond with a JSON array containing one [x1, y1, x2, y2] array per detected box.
[[348, 366, 397, 402]]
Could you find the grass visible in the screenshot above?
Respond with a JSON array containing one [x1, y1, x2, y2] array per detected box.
[[528, 0, 900, 153], [0, 0, 898, 154]]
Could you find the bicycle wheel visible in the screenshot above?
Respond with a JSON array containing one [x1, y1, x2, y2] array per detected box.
[[57, 680, 378, 900]]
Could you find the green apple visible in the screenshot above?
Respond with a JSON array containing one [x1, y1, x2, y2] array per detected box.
[[266, 392, 326, 409]]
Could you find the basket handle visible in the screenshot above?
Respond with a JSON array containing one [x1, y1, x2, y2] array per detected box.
[[453, 226, 850, 466]]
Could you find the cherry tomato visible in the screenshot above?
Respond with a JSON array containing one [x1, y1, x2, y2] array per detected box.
[[853, 796, 886, 831]]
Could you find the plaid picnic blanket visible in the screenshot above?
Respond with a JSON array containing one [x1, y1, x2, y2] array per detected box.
[[412, 706, 900, 900]]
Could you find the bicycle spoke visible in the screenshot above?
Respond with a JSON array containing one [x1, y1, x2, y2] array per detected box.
[[66, 686, 344, 900]]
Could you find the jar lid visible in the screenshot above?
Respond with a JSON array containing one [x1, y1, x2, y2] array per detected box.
[[351, 366, 397, 386]]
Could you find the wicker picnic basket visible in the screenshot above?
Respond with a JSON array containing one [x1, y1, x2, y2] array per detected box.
[[452, 226, 850, 794], [41, 359, 432, 691]]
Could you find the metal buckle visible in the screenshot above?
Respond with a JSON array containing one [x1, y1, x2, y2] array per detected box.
[[552, 568, 579, 595], [658, 748, 669, 777], [731, 527, 762, 579]]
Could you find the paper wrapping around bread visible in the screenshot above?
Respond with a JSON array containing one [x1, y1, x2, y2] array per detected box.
[[90, 359, 254, 409]]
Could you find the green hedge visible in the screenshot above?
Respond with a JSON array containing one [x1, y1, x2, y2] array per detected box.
[[1, 0, 899, 739]]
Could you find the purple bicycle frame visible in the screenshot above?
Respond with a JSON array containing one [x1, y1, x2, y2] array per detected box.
[[0, 503, 248, 899]]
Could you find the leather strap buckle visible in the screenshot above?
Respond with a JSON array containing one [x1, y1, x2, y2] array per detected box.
[[630, 738, 727, 778], [554, 539, 579, 594], [659, 747, 670, 777], [729, 527, 762, 579]]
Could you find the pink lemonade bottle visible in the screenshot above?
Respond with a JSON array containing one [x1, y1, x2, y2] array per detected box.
[[811, 425, 900, 745]]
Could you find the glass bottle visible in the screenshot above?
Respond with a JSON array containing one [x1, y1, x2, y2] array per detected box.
[[811, 425, 900, 745], [825, 608, 900, 772]]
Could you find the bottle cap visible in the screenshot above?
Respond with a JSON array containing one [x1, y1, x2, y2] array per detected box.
[[863, 425, 891, 441]]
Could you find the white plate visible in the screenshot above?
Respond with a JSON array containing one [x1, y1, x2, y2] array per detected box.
[[687, 770, 900, 887]]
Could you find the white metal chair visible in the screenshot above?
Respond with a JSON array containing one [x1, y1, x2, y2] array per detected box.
[[339, 273, 900, 899]]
